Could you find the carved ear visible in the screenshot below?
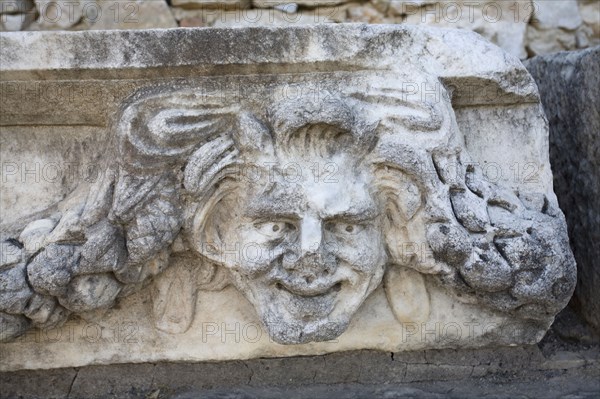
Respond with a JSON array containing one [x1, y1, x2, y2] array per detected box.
[[189, 188, 240, 267], [185, 112, 274, 266], [384, 266, 430, 324], [184, 134, 242, 266], [375, 165, 423, 267], [377, 166, 422, 222]]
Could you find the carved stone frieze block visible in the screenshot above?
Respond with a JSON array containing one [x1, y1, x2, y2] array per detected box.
[[0, 25, 576, 370]]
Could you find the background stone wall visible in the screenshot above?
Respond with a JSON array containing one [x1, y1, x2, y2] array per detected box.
[[525, 47, 600, 334], [1, 0, 599, 59]]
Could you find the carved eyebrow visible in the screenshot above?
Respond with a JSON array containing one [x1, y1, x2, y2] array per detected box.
[[242, 206, 301, 221], [324, 206, 379, 223]]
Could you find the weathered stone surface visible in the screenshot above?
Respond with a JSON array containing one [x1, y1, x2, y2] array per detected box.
[[535, 0, 583, 30], [0, 341, 598, 398], [174, 0, 250, 9], [525, 0, 592, 56], [347, 2, 397, 24], [84, 0, 178, 30], [579, 0, 600, 43], [253, 0, 351, 7], [403, 0, 531, 60], [525, 46, 600, 333], [25, 0, 177, 30], [0, 25, 576, 370], [68, 364, 155, 399], [2, 0, 599, 60], [211, 7, 333, 27]]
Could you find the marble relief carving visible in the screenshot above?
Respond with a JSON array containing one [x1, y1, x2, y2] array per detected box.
[[0, 69, 576, 346]]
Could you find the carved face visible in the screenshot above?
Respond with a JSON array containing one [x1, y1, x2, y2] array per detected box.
[[215, 152, 387, 344]]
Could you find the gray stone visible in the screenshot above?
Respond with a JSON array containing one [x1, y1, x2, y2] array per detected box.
[[0, 311, 30, 341], [32, 0, 83, 29], [151, 361, 252, 390], [174, 0, 250, 9], [253, 0, 350, 7], [579, 0, 600, 47], [211, 7, 334, 27], [525, 46, 600, 333], [533, 0, 583, 30], [68, 364, 155, 399], [0, 240, 23, 268], [404, 363, 473, 382], [402, 0, 531, 59], [84, 0, 178, 30], [0, 262, 32, 314], [28, 0, 178, 31], [19, 218, 58, 253], [0, 367, 78, 399], [542, 351, 586, 370], [0, 343, 599, 398]]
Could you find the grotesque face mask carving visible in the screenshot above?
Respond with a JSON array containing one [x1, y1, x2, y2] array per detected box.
[[217, 140, 387, 343], [230, 166, 385, 342]]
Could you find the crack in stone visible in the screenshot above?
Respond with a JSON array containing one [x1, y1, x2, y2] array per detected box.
[[149, 363, 157, 393], [66, 368, 79, 399], [242, 361, 254, 385]]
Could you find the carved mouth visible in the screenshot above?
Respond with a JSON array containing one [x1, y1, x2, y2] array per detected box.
[[275, 281, 342, 298]]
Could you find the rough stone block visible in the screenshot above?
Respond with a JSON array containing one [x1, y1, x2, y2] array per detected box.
[[525, 47, 600, 334], [68, 364, 155, 399], [151, 361, 252, 391], [173, 0, 250, 9], [0, 368, 78, 398], [404, 363, 473, 382]]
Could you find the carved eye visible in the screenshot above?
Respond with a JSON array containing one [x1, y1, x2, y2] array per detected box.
[[327, 222, 363, 236], [254, 221, 296, 239]]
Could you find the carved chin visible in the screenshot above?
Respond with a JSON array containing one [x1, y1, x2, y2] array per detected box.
[[262, 307, 350, 345], [248, 281, 375, 344]]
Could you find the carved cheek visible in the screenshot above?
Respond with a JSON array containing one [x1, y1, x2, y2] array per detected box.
[[231, 224, 289, 275], [329, 228, 386, 273]]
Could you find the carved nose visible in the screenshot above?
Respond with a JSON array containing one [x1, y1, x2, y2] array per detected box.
[[300, 215, 323, 257], [282, 215, 334, 277]]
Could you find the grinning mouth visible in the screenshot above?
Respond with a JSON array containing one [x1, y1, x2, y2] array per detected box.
[[275, 281, 343, 298]]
